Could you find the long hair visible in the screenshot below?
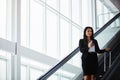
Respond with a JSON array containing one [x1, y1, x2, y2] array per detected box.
[[83, 26, 94, 42]]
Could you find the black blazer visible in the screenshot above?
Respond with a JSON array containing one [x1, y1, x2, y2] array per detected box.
[[79, 39, 105, 55]]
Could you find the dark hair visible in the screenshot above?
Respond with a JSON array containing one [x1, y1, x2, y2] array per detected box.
[[83, 26, 94, 41]]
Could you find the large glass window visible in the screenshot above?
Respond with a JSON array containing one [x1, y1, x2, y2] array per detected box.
[[60, 18, 70, 59], [21, 0, 44, 53], [30, 68, 43, 80], [21, 65, 27, 80], [0, 0, 7, 39], [20, 0, 93, 79], [21, 56, 52, 80], [81, 0, 93, 27], [0, 50, 11, 80], [20, 0, 94, 59], [72, 0, 81, 25], [30, 0, 44, 53], [72, 26, 82, 50], [71, 26, 82, 67], [2, 0, 120, 79], [0, 0, 12, 80], [60, 0, 70, 18], [46, 10, 58, 58], [21, 0, 28, 46], [0, 59, 7, 80], [96, 0, 119, 29], [46, 0, 57, 10]]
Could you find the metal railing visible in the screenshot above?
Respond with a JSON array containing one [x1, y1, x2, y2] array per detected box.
[[101, 52, 120, 80], [104, 51, 111, 72]]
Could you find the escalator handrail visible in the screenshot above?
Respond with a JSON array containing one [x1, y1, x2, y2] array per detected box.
[[38, 12, 120, 80]]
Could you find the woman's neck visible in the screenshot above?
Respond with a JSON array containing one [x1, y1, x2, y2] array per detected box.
[[87, 37, 91, 43], [87, 37, 91, 41]]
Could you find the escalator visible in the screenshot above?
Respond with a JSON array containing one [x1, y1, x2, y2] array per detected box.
[[100, 37, 120, 80], [38, 12, 120, 80], [96, 30, 120, 80]]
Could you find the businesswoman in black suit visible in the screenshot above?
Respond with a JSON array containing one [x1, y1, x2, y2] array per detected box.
[[79, 27, 110, 80]]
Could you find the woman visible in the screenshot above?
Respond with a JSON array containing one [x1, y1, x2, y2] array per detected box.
[[79, 27, 110, 80]]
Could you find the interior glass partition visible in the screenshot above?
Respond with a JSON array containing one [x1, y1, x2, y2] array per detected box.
[[47, 51, 82, 80]]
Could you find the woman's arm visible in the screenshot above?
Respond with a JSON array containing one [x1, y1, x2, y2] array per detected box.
[[79, 39, 89, 53], [94, 39, 105, 53]]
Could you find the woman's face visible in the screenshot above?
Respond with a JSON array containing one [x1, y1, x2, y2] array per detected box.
[[85, 28, 92, 38]]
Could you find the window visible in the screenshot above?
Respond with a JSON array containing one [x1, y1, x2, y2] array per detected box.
[[0, 59, 7, 80], [21, 65, 27, 80], [60, 18, 70, 59], [0, 0, 7, 39], [30, 0, 44, 53], [72, 0, 81, 25], [60, 0, 70, 18], [46, 10, 58, 58], [30, 68, 43, 80]]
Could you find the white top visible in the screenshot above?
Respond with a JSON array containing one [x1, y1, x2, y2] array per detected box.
[[88, 45, 95, 52], [88, 40, 95, 52]]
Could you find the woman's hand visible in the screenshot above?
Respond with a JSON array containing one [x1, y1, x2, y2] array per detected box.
[[105, 48, 110, 52], [88, 41, 94, 48]]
